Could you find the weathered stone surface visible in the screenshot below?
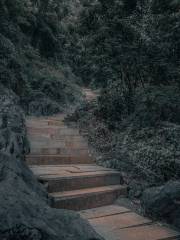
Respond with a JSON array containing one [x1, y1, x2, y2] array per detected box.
[[142, 180, 180, 229], [52, 185, 127, 210]]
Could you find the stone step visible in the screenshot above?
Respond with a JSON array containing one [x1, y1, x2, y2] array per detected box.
[[30, 164, 115, 174], [81, 205, 180, 240], [28, 135, 86, 143], [26, 114, 66, 121], [80, 205, 131, 219], [27, 128, 62, 135], [30, 148, 89, 155], [89, 211, 152, 231], [37, 170, 122, 192], [47, 121, 65, 126], [27, 127, 79, 136], [50, 135, 85, 141], [30, 141, 88, 149], [29, 140, 88, 149], [26, 154, 94, 165], [47, 115, 66, 121], [83, 88, 99, 101], [26, 119, 65, 127], [26, 123, 55, 128], [51, 185, 127, 210], [108, 224, 180, 240]]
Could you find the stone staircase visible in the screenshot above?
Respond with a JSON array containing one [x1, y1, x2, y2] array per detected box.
[[26, 116, 127, 211], [25, 89, 180, 240]]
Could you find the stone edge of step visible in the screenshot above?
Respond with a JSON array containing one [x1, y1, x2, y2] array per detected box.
[[50, 185, 127, 200]]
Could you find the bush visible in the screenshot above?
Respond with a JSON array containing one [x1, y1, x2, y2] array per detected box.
[[133, 86, 180, 127], [151, 0, 180, 13]]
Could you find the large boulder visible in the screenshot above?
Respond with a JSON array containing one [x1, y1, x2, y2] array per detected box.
[[0, 153, 102, 240], [142, 181, 180, 228]]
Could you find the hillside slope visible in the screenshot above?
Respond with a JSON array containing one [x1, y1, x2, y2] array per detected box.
[[0, 0, 82, 115]]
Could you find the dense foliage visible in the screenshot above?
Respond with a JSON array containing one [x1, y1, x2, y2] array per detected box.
[[67, 0, 180, 193], [71, 0, 180, 129], [75, 0, 180, 89], [0, 0, 82, 115]]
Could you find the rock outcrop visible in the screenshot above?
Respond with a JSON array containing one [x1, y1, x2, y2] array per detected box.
[[142, 181, 180, 229]]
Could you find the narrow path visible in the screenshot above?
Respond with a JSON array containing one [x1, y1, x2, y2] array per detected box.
[[26, 89, 180, 240]]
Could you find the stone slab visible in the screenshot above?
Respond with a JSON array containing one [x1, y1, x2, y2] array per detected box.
[[80, 205, 131, 219], [89, 212, 152, 232], [93, 223, 180, 240]]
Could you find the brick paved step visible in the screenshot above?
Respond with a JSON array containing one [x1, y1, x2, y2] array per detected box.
[[37, 170, 122, 192], [51, 185, 127, 210], [26, 154, 94, 165]]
